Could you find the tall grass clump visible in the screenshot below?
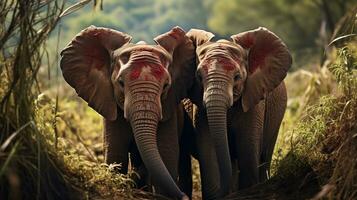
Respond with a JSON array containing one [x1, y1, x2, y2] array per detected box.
[[0, 1, 71, 199], [270, 9, 357, 199], [275, 42, 357, 199], [225, 42, 356, 200], [0, 1, 159, 199], [225, 13, 356, 197]]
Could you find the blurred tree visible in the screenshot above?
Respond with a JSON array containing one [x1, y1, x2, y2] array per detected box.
[[57, 0, 210, 43], [45, 0, 211, 85], [208, 0, 357, 68], [49, 0, 355, 75]]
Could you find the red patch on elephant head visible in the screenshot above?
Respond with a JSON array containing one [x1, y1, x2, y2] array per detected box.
[[239, 34, 255, 49], [129, 61, 146, 80], [129, 62, 165, 81], [217, 58, 236, 71], [130, 66, 142, 80], [248, 41, 275, 74], [201, 57, 237, 73], [151, 65, 165, 80], [249, 52, 266, 74], [87, 45, 109, 70], [222, 64, 235, 71], [200, 59, 211, 72]]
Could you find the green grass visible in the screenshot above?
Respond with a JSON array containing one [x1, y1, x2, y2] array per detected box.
[[0, 1, 159, 199], [271, 43, 357, 199]]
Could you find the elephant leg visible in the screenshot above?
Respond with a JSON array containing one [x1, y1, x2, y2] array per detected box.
[[129, 143, 151, 191], [196, 113, 220, 200], [178, 108, 195, 198], [155, 109, 180, 196], [233, 101, 264, 189], [103, 110, 132, 174], [179, 140, 192, 198], [260, 82, 287, 181], [231, 159, 239, 193]]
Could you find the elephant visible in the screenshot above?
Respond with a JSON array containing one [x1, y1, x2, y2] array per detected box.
[[186, 27, 292, 199], [60, 26, 196, 200]]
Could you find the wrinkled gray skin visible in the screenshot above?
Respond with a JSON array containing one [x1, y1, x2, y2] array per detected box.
[[60, 26, 195, 200], [187, 27, 292, 199]]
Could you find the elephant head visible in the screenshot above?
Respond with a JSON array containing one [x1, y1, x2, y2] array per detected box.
[[60, 26, 194, 200], [187, 27, 292, 196]]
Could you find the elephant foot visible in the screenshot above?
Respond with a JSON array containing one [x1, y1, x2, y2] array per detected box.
[[181, 194, 189, 200]]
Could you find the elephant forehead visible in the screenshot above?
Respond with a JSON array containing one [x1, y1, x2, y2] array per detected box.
[[121, 44, 172, 61], [201, 57, 237, 72], [198, 42, 244, 72], [198, 42, 240, 54], [198, 42, 243, 60], [130, 50, 161, 62], [129, 63, 166, 81]]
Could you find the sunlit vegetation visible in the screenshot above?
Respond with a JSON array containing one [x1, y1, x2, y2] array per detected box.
[[1, 0, 356, 199], [274, 44, 356, 199]]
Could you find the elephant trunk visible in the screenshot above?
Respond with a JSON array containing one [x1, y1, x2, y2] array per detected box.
[[127, 82, 186, 199], [204, 77, 232, 197]]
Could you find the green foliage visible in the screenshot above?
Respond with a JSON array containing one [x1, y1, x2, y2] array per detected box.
[[0, 1, 69, 199], [44, 0, 211, 86], [45, 0, 356, 80], [329, 45, 357, 95], [0, 1, 155, 199], [57, 0, 209, 43], [208, 0, 357, 68], [273, 44, 357, 199], [34, 94, 160, 199]]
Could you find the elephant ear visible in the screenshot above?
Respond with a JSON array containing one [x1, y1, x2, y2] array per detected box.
[[185, 29, 215, 105], [187, 28, 215, 47], [154, 26, 196, 121], [60, 26, 132, 120], [231, 27, 292, 112]]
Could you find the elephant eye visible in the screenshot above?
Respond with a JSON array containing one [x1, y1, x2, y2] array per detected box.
[[196, 71, 203, 82], [163, 82, 169, 91], [234, 73, 241, 81]]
